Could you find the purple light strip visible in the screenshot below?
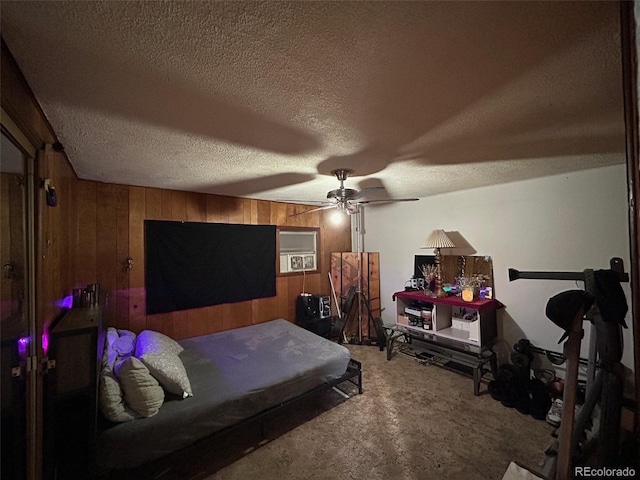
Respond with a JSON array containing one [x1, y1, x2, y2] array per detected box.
[[42, 332, 49, 356], [18, 336, 30, 357], [59, 295, 73, 309]]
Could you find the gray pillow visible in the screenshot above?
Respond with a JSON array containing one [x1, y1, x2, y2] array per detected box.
[[115, 356, 165, 417], [98, 372, 136, 423]]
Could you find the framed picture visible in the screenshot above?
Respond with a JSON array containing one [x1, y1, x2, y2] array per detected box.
[[303, 255, 315, 269], [290, 255, 304, 271]]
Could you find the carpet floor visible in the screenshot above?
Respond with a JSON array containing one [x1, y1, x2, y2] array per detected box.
[[119, 344, 554, 480]]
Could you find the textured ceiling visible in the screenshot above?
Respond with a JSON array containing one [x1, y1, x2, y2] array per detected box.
[[0, 1, 626, 204]]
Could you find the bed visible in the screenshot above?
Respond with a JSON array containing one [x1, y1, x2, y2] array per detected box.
[[95, 318, 362, 472]]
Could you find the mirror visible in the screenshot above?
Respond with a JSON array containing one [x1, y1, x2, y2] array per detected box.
[[0, 129, 29, 479], [444, 255, 494, 289], [414, 254, 495, 293]]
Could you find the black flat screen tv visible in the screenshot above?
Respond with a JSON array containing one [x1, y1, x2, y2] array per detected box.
[[145, 220, 276, 315], [414, 255, 435, 279]]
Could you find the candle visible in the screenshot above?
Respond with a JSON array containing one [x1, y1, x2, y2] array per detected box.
[[462, 285, 474, 302]]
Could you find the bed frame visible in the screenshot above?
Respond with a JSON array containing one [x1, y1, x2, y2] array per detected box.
[[100, 357, 362, 479]]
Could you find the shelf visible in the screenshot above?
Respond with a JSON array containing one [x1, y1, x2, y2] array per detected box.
[[451, 315, 473, 322], [395, 323, 435, 335], [386, 327, 497, 395], [436, 326, 480, 345]]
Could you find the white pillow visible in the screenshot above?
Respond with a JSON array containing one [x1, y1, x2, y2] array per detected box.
[[98, 372, 136, 423], [135, 331, 192, 398], [117, 329, 136, 338], [102, 327, 120, 373], [114, 333, 136, 357], [136, 330, 184, 356], [115, 356, 165, 418], [102, 328, 138, 373]]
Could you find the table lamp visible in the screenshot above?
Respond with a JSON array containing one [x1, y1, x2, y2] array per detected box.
[[421, 229, 456, 297]]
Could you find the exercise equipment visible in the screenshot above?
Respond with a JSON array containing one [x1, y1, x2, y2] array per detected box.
[[508, 258, 629, 480]]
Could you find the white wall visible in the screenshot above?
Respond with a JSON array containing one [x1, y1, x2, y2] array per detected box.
[[363, 164, 633, 370]]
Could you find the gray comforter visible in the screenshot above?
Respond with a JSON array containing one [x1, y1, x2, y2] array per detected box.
[[95, 318, 351, 470]]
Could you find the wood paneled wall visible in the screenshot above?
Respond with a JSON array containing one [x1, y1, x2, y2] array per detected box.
[[37, 146, 79, 335], [55, 179, 352, 339]]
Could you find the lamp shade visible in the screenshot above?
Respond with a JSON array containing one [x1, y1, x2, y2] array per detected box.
[[421, 229, 456, 249]]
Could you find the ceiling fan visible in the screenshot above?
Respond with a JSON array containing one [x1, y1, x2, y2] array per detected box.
[[287, 168, 419, 217]]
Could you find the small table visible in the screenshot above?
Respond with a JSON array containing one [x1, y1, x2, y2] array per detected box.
[[385, 324, 497, 396]]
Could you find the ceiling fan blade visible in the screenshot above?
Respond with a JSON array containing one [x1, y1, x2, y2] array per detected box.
[[206, 173, 316, 197], [356, 198, 419, 205], [351, 186, 385, 200], [288, 204, 337, 217], [277, 199, 331, 205]]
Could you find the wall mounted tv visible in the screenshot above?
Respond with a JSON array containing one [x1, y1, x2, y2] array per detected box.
[[145, 220, 276, 315]]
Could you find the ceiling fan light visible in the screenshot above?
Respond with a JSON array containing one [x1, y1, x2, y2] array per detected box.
[[330, 209, 344, 224]]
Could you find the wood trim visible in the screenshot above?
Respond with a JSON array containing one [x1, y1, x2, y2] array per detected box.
[[1, 107, 37, 159], [1, 39, 57, 150], [619, 0, 640, 445]]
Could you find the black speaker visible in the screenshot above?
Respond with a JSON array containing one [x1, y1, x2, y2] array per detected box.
[[296, 294, 331, 338], [296, 294, 318, 322]]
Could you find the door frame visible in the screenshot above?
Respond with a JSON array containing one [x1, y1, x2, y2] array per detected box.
[[1, 107, 38, 480]]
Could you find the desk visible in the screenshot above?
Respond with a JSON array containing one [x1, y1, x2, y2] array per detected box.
[[393, 290, 503, 353], [390, 291, 503, 395]]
